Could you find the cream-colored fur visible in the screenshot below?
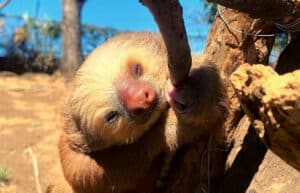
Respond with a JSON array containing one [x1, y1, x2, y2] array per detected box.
[[48, 32, 228, 193]]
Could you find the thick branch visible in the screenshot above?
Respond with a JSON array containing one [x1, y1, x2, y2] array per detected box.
[[208, 0, 300, 20], [205, 6, 276, 78], [231, 64, 300, 171], [204, 6, 276, 146], [140, 0, 191, 85]]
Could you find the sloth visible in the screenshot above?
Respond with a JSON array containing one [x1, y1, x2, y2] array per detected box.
[[48, 32, 228, 193]]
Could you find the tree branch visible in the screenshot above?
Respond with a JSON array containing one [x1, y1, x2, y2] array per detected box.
[[204, 6, 276, 147], [208, 0, 300, 20], [231, 64, 300, 171], [140, 0, 191, 85]]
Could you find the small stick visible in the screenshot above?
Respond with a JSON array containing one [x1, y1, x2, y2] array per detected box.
[[26, 147, 42, 193]]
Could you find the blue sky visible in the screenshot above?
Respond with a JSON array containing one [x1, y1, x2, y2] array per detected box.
[[1, 0, 210, 52]]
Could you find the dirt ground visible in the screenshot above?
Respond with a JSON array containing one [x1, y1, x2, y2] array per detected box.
[[0, 72, 66, 193]]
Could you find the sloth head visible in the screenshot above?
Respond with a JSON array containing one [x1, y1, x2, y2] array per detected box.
[[65, 32, 169, 152]]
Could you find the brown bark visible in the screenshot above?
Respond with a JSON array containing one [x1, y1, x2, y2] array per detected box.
[[208, 0, 300, 20], [297, 0, 300, 9], [205, 6, 276, 78], [204, 6, 276, 145], [61, 0, 85, 79], [221, 115, 300, 193], [203, 6, 300, 193], [219, 116, 268, 193], [231, 64, 300, 171], [140, 0, 191, 85]]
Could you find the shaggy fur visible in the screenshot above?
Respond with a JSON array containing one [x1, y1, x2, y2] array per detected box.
[[48, 32, 228, 193]]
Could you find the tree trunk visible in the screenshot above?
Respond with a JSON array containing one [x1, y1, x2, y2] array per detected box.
[[204, 5, 300, 193], [204, 5, 276, 146], [61, 0, 85, 79]]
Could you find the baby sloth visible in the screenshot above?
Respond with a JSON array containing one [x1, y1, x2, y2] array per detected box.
[[48, 32, 227, 193]]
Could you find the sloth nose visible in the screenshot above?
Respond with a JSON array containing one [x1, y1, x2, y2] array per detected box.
[[118, 80, 157, 116]]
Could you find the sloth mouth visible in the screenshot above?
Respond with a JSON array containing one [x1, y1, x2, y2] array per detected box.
[[129, 89, 169, 125], [129, 98, 159, 124]]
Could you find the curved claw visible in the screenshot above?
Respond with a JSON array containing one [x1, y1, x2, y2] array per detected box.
[[165, 79, 188, 113]]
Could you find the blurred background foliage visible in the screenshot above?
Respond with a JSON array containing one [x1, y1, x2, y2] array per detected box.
[[0, 12, 121, 73]]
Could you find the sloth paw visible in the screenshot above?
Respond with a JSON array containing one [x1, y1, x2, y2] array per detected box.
[[165, 79, 190, 113]]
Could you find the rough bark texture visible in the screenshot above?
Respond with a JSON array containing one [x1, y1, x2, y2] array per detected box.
[[140, 0, 191, 85], [204, 6, 276, 145], [231, 64, 300, 171], [204, 5, 300, 193], [205, 6, 276, 78], [247, 150, 300, 193], [219, 115, 300, 193], [219, 116, 267, 193], [208, 0, 300, 20], [61, 0, 85, 79]]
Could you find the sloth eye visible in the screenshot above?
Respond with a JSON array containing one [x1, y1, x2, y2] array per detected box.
[[105, 111, 120, 123], [132, 63, 143, 77]]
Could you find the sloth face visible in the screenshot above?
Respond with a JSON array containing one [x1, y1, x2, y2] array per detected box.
[[68, 32, 169, 149]]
